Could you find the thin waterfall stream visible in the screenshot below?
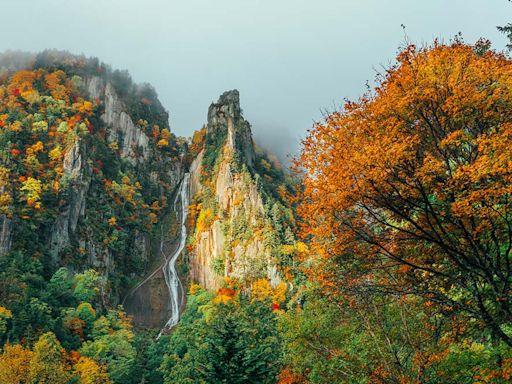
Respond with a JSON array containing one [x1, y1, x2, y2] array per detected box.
[[121, 173, 190, 337], [158, 173, 190, 338]]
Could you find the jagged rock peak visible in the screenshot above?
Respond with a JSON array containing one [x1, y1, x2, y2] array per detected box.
[[206, 89, 255, 167], [207, 89, 241, 132]]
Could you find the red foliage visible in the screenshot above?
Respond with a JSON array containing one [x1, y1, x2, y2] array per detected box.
[[217, 287, 236, 298], [10, 148, 20, 157]]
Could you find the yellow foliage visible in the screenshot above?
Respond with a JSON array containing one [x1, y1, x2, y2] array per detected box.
[[189, 284, 204, 295], [49, 146, 62, 161], [9, 70, 38, 93], [20, 177, 42, 207], [74, 356, 111, 384], [0, 193, 12, 215], [260, 158, 272, 172], [29, 332, 71, 383], [295, 241, 308, 253], [148, 212, 158, 224], [272, 282, 287, 304], [108, 142, 119, 151], [0, 344, 33, 384], [213, 287, 237, 305], [23, 154, 41, 172], [251, 279, 273, 301], [0, 167, 12, 215], [213, 294, 233, 305], [196, 207, 214, 233], [233, 192, 245, 207], [0, 167, 9, 187], [281, 242, 309, 257], [78, 101, 93, 114], [9, 121, 21, 132], [281, 244, 295, 256], [108, 176, 141, 205], [276, 185, 291, 203], [223, 276, 237, 288], [160, 128, 171, 140], [251, 279, 287, 304], [30, 141, 44, 153], [32, 120, 48, 132], [157, 139, 169, 148], [107, 216, 117, 226], [45, 70, 69, 100], [21, 89, 40, 104], [0, 305, 12, 319]]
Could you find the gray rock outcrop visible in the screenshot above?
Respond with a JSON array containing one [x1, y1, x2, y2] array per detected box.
[[189, 90, 278, 290]]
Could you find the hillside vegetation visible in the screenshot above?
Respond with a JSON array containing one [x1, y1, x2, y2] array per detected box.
[[1, 36, 512, 384]]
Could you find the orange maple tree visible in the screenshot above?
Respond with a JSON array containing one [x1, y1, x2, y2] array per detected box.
[[297, 41, 512, 345]]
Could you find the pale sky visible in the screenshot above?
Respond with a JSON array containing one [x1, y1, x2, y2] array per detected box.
[[1, 0, 511, 162]]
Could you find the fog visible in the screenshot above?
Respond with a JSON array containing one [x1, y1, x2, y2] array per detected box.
[[1, 0, 510, 163]]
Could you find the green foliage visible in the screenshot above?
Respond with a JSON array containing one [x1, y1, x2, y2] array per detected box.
[[211, 254, 226, 276], [160, 287, 282, 384], [498, 23, 512, 50], [280, 288, 512, 384], [201, 125, 227, 178], [80, 309, 137, 384], [0, 307, 12, 343], [73, 269, 100, 303]]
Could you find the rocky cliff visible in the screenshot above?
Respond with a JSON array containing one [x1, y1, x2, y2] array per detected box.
[[0, 51, 294, 329], [48, 75, 183, 276], [0, 202, 11, 256], [188, 90, 288, 290], [0, 53, 185, 309]]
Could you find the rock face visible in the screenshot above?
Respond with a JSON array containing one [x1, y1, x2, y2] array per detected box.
[[49, 139, 91, 261], [207, 90, 255, 167], [103, 82, 150, 162], [47, 76, 183, 289], [189, 90, 279, 290], [0, 211, 11, 256]]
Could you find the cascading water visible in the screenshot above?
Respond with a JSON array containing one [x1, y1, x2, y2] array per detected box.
[[121, 173, 190, 336], [157, 173, 190, 338]]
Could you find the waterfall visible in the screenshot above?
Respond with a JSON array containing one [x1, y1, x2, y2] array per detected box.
[[157, 173, 190, 338]]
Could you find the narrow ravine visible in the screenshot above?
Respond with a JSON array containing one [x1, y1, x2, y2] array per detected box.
[[158, 173, 190, 338], [122, 173, 190, 334]]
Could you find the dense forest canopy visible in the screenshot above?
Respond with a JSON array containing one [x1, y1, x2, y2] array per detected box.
[[0, 23, 512, 384]]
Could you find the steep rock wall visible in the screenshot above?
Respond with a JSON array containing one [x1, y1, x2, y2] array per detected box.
[[44, 75, 183, 300], [189, 90, 280, 290], [0, 206, 11, 256]]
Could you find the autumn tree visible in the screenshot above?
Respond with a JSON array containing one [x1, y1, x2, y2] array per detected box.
[[0, 344, 32, 384], [29, 332, 72, 383], [74, 356, 111, 384], [298, 42, 512, 345]]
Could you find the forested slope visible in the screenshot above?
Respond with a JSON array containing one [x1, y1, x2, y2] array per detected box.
[[1, 37, 512, 384]]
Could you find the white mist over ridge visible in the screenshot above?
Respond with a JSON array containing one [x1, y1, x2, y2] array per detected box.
[[0, 0, 509, 143]]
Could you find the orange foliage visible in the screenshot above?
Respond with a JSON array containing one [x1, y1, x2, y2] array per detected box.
[[44, 70, 70, 100], [0, 67, 94, 213], [213, 287, 237, 305], [188, 127, 206, 158], [0, 344, 33, 384], [278, 368, 307, 384], [297, 42, 512, 345]]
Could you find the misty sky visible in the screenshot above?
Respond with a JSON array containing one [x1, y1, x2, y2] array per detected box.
[[1, 0, 511, 162]]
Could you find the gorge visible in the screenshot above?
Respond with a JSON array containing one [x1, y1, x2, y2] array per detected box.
[[2, 39, 512, 383]]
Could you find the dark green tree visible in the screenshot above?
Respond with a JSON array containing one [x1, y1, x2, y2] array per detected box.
[[161, 289, 282, 384]]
